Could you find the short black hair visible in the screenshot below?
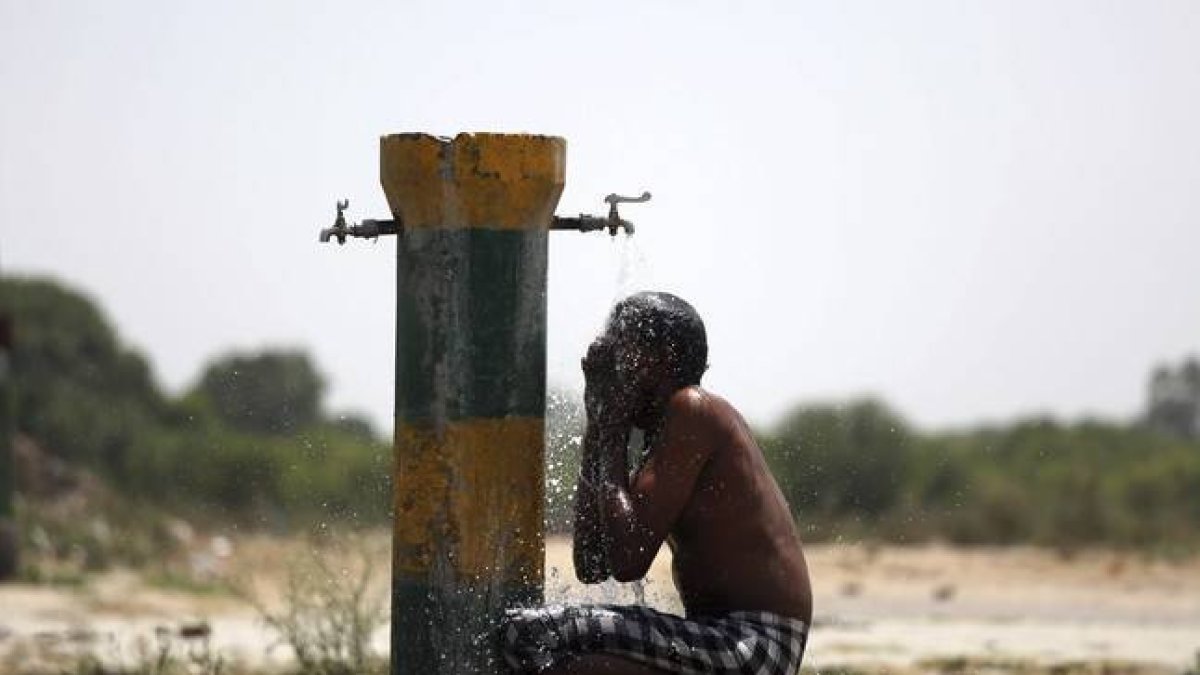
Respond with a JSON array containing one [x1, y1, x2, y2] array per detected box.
[[610, 291, 708, 386]]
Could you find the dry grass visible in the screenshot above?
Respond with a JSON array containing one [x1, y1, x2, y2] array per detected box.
[[230, 533, 388, 675]]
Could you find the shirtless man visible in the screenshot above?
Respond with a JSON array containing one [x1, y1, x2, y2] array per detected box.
[[502, 292, 812, 675]]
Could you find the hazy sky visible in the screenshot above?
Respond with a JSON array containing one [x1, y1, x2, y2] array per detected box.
[[2, 1, 1198, 432]]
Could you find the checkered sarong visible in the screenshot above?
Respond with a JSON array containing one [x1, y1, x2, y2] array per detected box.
[[500, 603, 807, 675]]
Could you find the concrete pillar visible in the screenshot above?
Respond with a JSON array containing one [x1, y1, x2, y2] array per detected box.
[[383, 133, 565, 673]]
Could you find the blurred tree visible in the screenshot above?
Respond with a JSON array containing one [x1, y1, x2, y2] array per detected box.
[[0, 276, 163, 477], [762, 399, 913, 519], [1145, 356, 1200, 439], [0, 275, 391, 527], [327, 411, 381, 442], [0, 313, 17, 580], [190, 350, 325, 435]]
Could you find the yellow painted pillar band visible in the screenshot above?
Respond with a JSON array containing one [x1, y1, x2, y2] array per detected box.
[[393, 418, 544, 581], [381, 132, 565, 231]]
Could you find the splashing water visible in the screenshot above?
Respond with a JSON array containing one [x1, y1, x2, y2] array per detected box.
[[612, 233, 653, 302], [543, 232, 668, 611], [616, 241, 657, 608]]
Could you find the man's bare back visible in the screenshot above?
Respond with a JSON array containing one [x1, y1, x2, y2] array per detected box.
[[659, 388, 812, 623]]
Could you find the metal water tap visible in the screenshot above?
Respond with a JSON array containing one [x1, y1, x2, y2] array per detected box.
[[318, 200, 400, 244], [603, 192, 651, 236], [318, 200, 351, 244], [550, 191, 651, 235]]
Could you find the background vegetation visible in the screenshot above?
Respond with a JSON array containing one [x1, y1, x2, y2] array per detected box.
[[4, 274, 1199, 553], [1, 275, 390, 534], [757, 400, 1200, 550]]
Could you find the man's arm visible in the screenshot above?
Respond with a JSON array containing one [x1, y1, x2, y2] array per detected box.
[[572, 338, 631, 584], [572, 418, 628, 584], [596, 388, 715, 582]]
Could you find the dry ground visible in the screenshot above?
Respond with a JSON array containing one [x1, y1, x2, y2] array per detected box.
[[1, 533, 1198, 672]]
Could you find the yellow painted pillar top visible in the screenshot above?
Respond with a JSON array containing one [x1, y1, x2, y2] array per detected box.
[[380, 133, 566, 231]]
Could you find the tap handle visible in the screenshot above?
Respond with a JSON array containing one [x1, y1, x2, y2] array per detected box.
[[604, 191, 652, 206], [605, 191, 651, 221], [602, 191, 651, 235], [329, 199, 350, 244]]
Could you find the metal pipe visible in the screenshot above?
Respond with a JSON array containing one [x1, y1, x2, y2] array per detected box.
[[549, 215, 634, 235], [549, 215, 609, 232], [319, 216, 401, 244]]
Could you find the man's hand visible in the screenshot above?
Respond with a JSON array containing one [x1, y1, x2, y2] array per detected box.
[[574, 337, 632, 585], [582, 338, 632, 428]]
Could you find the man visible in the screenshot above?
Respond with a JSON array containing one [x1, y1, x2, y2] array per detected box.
[[502, 292, 812, 675]]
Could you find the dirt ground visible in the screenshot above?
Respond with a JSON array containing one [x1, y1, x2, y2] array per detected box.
[[1, 533, 1198, 672]]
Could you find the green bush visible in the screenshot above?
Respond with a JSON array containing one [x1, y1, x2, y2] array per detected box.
[[759, 405, 1200, 548], [1, 276, 165, 476], [3, 275, 392, 530], [762, 399, 913, 520]]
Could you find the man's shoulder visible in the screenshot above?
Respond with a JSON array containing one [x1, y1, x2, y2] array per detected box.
[[670, 385, 744, 415], [665, 387, 743, 436], [667, 385, 707, 407], [665, 386, 716, 420]]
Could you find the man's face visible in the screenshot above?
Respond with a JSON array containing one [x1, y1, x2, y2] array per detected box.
[[597, 305, 666, 418], [607, 329, 660, 417], [612, 336, 649, 390]]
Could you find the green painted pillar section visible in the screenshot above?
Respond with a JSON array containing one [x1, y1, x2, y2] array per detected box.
[[383, 133, 565, 674], [0, 315, 17, 581]]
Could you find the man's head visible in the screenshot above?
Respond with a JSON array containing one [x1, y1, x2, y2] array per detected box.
[[603, 292, 708, 407]]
